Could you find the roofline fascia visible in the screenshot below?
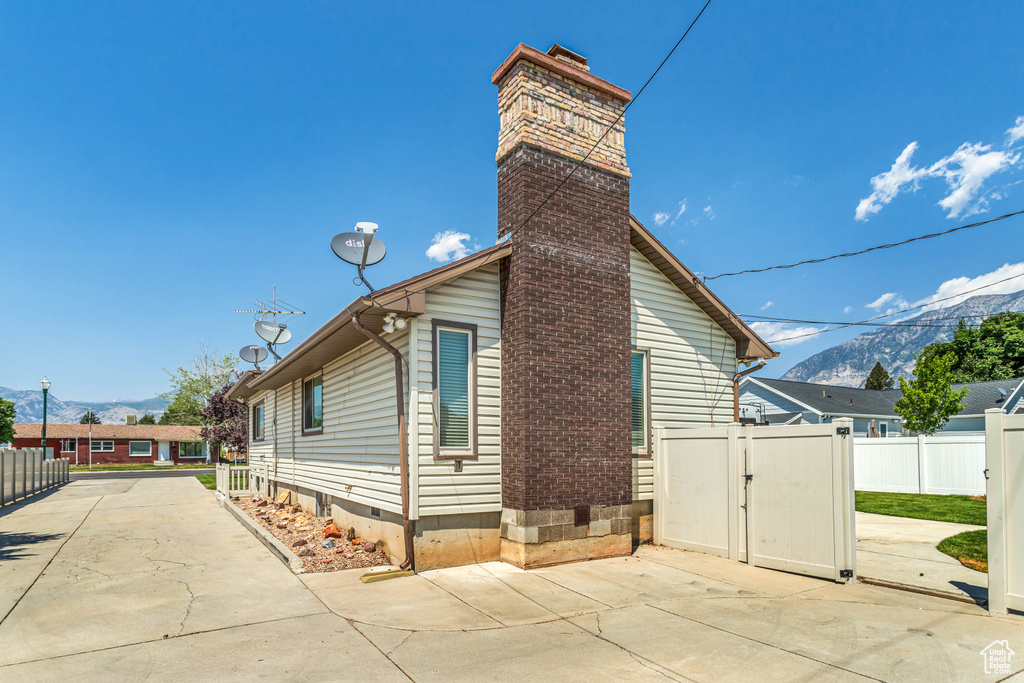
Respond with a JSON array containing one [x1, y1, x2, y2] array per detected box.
[[742, 377, 823, 416]]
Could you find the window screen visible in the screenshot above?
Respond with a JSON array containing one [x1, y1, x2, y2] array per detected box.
[[631, 351, 647, 450], [437, 329, 471, 449]]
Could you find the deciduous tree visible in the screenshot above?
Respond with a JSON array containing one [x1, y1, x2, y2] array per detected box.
[[159, 342, 236, 426], [894, 352, 970, 435], [201, 381, 248, 457], [0, 396, 15, 444]]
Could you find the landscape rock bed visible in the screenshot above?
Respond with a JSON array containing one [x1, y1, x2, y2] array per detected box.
[[234, 496, 392, 573]]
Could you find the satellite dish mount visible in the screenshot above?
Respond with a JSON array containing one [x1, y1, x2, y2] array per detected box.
[[235, 286, 304, 364]]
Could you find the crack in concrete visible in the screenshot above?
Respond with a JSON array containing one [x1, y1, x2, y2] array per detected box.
[[175, 581, 196, 637]]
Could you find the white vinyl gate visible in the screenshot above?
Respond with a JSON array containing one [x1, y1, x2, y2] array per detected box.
[[985, 409, 1024, 615], [654, 420, 856, 582]]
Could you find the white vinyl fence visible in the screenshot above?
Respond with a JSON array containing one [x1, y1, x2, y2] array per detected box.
[[1, 448, 70, 507], [854, 434, 986, 495], [215, 463, 269, 498], [986, 409, 1024, 615], [654, 420, 856, 582]]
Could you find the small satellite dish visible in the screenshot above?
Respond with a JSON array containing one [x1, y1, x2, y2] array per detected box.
[[998, 387, 1008, 398], [255, 320, 293, 345], [239, 345, 269, 365], [331, 232, 386, 266]]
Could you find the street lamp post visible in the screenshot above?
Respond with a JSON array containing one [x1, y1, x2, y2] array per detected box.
[[40, 377, 50, 456]]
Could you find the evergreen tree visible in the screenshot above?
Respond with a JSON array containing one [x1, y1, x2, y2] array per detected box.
[[79, 411, 101, 424], [864, 362, 895, 390], [137, 414, 157, 425]]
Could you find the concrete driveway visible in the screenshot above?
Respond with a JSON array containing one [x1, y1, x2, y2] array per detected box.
[[1, 478, 1021, 682], [856, 511, 988, 602]]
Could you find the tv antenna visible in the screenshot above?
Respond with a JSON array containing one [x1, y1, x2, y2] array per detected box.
[[235, 286, 304, 362], [331, 222, 387, 292]]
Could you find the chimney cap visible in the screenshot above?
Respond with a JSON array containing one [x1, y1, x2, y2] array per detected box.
[[491, 43, 632, 103], [546, 44, 588, 70]]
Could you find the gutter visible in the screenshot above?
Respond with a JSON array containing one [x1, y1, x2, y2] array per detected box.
[[351, 312, 414, 571], [734, 360, 767, 422]]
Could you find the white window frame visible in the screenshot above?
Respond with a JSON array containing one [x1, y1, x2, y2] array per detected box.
[[301, 373, 324, 435], [178, 441, 205, 459], [432, 321, 477, 459], [60, 438, 76, 453], [90, 440, 114, 453], [631, 348, 651, 456], [252, 402, 265, 441], [128, 440, 152, 457]]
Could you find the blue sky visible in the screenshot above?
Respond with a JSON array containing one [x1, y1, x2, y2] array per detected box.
[[3, 1, 1023, 401]]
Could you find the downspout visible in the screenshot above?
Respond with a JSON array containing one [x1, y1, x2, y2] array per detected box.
[[352, 312, 414, 570], [733, 360, 767, 423]]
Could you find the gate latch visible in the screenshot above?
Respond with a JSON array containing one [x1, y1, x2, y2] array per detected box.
[[839, 569, 853, 579], [744, 474, 754, 482], [835, 427, 851, 436]]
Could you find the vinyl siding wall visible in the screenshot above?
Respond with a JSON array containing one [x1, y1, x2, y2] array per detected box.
[[630, 247, 739, 501], [411, 264, 502, 518]]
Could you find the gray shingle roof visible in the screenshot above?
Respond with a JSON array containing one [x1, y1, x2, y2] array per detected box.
[[764, 412, 802, 425], [753, 376, 1024, 417]]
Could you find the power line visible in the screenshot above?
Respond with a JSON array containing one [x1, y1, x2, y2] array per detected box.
[[763, 271, 1024, 344], [705, 209, 1024, 281], [499, 0, 713, 247], [741, 312, 995, 326]]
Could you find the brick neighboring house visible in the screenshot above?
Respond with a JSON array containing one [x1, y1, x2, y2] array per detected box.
[[12, 424, 208, 465], [227, 43, 776, 571]]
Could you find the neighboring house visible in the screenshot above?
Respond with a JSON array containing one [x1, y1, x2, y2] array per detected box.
[[12, 423, 208, 464], [739, 376, 1024, 436], [226, 42, 775, 572]]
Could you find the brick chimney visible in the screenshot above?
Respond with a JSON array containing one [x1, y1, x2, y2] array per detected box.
[[494, 44, 633, 567]]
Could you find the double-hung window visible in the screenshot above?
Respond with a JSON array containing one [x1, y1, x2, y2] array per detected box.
[[253, 402, 265, 440], [91, 441, 114, 452], [631, 349, 649, 455], [303, 375, 323, 433], [128, 441, 151, 457], [180, 442, 205, 458], [60, 438, 76, 453], [433, 321, 476, 457]]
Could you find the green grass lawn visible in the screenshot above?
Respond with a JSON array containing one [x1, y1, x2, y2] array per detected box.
[[195, 474, 217, 490], [70, 463, 214, 472], [937, 529, 988, 573], [855, 491, 987, 526]]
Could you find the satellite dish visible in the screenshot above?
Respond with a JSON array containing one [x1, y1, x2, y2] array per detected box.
[[255, 320, 293, 345], [331, 232, 386, 266], [239, 345, 269, 364]]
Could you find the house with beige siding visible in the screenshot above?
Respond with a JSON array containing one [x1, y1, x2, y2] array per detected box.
[[227, 42, 774, 571]]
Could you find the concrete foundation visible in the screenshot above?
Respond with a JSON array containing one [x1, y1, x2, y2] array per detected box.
[[632, 499, 653, 544], [499, 504, 632, 568]]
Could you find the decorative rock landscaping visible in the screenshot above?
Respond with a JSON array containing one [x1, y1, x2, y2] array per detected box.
[[234, 496, 391, 573]]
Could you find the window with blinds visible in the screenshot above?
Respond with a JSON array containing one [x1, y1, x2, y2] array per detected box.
[[253, 403, 265, 440], [303, 375, 323, 433], [434, 324, 475, 455], [632, 350, 648, 452]]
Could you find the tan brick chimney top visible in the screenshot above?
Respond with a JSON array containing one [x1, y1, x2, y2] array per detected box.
[[491, 43, 632, 103]]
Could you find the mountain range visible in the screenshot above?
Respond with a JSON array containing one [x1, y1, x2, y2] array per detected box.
[[0, 386, 167, 425], [780, 290, 1024, 387]]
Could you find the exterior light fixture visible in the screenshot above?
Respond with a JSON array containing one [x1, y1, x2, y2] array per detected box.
[[382, 313, 407, 334], [40, 376, 50, 454]]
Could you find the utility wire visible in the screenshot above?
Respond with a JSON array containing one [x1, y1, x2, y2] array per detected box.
[[705, 209, 1024, 281], [764, 271, 1024, 344], [498, 0, 713, 247], [741, 313, 996, 327]]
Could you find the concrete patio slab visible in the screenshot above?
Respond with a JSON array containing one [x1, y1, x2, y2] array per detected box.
[[2, 477, 1021, 682], [856, 511, 987, 601]]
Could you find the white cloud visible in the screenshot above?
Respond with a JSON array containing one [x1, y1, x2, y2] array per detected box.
[[855, 142, 928, 221], [703, 205, 715, 220], [761, 301, 774, 311], [675, 200, 688, 219], [855, 117, 1023, 221], [930, 143, 1020, 218], [913, 262, 1024, 313], [749, 321, 824, 349], [1008, 116, 1024, 146], [653, 212, 669, 227], [426, 230, 473, 263], [843, 306, 853, 314], [865, 292, 898, 309]]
